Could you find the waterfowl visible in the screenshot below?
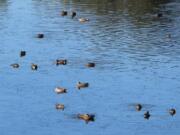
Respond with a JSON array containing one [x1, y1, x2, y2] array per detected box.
[[31, 64, 38, 70], [56, 59, 67, 65], [166, 34, 171, 38], [20, 51, 26, 57], [169, 108, 176, 116], [136, 104, 142, 111], [71, 11, 76, 19], [86, 62, 95, 68], [78, 18, 89, 23], [77, 82, 89, 89], [157, 13, 163, 18], [144, 111, 150, 119], [11, 63, 19, 68], [61, 10, 68, 16], [56, 104, 65, 110], [37, 33, 44, 38], [54, 87, 67, 94], [77, 114, 95, 123]]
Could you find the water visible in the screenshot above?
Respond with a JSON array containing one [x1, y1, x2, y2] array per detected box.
[[0, 0, 180, 134]]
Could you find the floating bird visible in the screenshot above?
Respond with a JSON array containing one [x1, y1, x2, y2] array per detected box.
[[56, 104, 65, 110], [79, 18, 89, 23], [144, 111, 150, 119], [136, 104, 142, 111], [71, 11, 76, 19], [157, 13, 163, 18], [37, 33, 44, 38], [86, 62, 95, 68], [11, 63, 19, 68], [54, 87, 67, 94], [20, 51, 26, 57], [56, 59, 67, 65], [77, 114, 95, 123], [169, 108, 176, 116], [77, 82, 89, 89], [61, 10, 68, 16], [31, 64, 38, 70]]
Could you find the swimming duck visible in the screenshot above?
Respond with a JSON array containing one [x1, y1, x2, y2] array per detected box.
[[61, 10, 68, 16], [37, 33, 44, 38], [78, 18, 89, 23], [56, 104, 65, 110], [169, 108, 176, 116], [77, 114, 95, 123], [20, 51, 26, 57], [77, 82, 89, 89], [157, 13, 163, 18], [71, 11, 76, 19], [144, 111, 150, 119], [11, 63, 19, 68], [86, 62, 95, 68], [136, 104, 142, 111], [56, 59, 67, 65], [54, 87, 67, 94], [31, 64, 38, 70]]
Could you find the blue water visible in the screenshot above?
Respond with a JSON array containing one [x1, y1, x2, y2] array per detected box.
[[0, 0, 180, 135]]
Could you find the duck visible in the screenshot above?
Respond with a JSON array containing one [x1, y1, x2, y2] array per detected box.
[[86, 62, 95, 68], [11, 63, 19, 68], [78, 18, 89, 23], [37, 33, 44, 38], [169, 108, 176, 116], [77, 82, 89, 89], [77, 114, 95, 123], [31, 64, 38, 70], [157, 13, 163, 18], [56, 104, 65, 110], [144, 111, 150, 119], [20, 51, 26, 57], [135, 104, 142, 111], [54, 87, 67, 94], [71, 11, 76, 19], [61, 10, 68, 16], [56, 59, 67, 65]]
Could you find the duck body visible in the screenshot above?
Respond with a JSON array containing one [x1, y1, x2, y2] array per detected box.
[[79, 18, 89, 23], [55, 87, 67, 94], [56, 59, 67, 65], [11, 63, 19, 68], [144, 111, 150, 119], [20, 51, 26, 57], [71, 11, 76, 19], [86, 62, 95, 68], [157, 13, 163, 18], [77, 114, 95, 123], [77, 82, 89, 89], [31, 64, 38, 70], [61, 10, 68, 16], [169, 108, 176, 116], [56, 104, 65, 110], [37, 33, 44, 38], [136, 104, 142, 111]]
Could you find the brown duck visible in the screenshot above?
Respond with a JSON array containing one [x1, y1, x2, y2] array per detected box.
[[11, 63, 20, 68], [56, 104, 65, 110], [56, 59, 67, 65], [54, 87, 67, 94], [77, 82, 89, 89], [31, 64, 38, 70], [77, 114, 95, 123], [86, 62, 95, 68]]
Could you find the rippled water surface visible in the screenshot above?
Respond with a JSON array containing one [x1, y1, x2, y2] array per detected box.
[[0, 0, 180, 135]]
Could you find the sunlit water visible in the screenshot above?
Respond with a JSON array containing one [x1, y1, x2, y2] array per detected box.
[[0, 0, 180, 135]]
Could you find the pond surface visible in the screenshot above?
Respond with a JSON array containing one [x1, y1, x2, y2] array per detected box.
[[0, 0, 180, 135]]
